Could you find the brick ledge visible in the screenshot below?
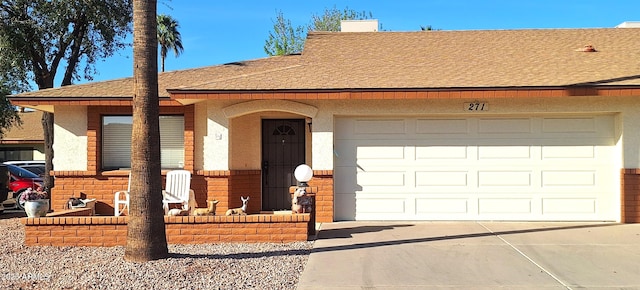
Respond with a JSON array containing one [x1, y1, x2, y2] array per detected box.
[[22, 213, 309, 225]]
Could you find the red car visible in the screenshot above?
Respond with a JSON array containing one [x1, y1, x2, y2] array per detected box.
[[6, 164, 43, 209]]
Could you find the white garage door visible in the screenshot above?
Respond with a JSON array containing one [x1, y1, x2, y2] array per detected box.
[[334, 115, 619, 221]]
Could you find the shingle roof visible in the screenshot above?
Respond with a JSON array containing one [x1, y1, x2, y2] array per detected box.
[[299, 29, 640, 88], [1, 111, 43, 141], [11, 54, 302, 99], [10, 28, 640, 100]]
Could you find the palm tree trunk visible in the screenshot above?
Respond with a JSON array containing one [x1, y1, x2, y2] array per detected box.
[[124, 0, 168, 262]]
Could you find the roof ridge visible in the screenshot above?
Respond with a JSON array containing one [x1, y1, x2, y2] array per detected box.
[[159, 54, 297, 75], [171, 64, 304, 90], [307, 27, 628, 35]]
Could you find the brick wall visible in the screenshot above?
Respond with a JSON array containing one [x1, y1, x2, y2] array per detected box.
[[202, 173, 229, 212], [199, 170, 261, 214], [309, 171, 334, 223], [22, 214, 310, 247], [50, 172, 209, 215], [49, 170, 335, 222], [51, 173, 131, 214], [622, 169, 640, 223], [228, 170, 261, 214]]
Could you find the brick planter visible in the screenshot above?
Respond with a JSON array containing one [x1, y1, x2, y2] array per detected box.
[[22, 214, 310, 247]]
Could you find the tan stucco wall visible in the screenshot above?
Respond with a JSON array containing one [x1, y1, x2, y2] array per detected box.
[[53, 106, 88, 171], [229, 111, 308, 170]]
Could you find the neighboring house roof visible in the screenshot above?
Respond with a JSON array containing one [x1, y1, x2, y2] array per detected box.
[[1, 111, 44, 142], [9, 28, 640, 101]]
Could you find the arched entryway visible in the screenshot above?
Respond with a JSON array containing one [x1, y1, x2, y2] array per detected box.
[[223, 100, 317, 212]]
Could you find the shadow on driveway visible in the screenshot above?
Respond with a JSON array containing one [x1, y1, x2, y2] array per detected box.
[[312, 222, 621, 253]]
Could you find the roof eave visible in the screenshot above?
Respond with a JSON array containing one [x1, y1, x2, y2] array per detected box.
[[167, 85, 640, 100]]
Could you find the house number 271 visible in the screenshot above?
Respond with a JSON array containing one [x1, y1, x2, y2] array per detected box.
[[465, 102, 488, 111]]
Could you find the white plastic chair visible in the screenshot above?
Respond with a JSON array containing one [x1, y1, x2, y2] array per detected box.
[[113, 173, 131, 216], [162, 170, 193, 214]]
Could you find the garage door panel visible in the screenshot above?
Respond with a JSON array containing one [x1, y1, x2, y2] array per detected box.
[[357, 146, 405, 159], [334, 115, 618, 221], [416, 119, 469, 134], [354, 119, 406, 135], [478, 146, 532, 159], [542, 117, 596, 133], [478, 118, 532, 134], [358, 171, 406, 187], [541, 171, 596, 186], [335, 141, 406, 164], [478, 198, 533, 214], [415, 146, 468, 159], [541, 116, 615, 139], [416, 198, 469, 214], [356, 198, 406, 214], [542, 146, 614, 164], [542, 198, 596, 214], [334, 166, 360, 192], [416, 171, 469, 187], [478, 171, 532, 187], [542, 146, 595, 158]]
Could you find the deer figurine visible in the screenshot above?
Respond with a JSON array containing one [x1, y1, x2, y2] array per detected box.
[[167, 208, 189, 216], [225, 196, 249, 215], [193, 200, 219, 216]]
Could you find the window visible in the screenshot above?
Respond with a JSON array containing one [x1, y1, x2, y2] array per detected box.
[[102, 115, 184, 170], [0, 147, 35, 162]]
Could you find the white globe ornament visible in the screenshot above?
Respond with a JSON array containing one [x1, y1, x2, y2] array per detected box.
[[294, 164, 313, 186]]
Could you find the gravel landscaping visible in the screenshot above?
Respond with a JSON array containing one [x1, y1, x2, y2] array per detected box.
[[0, 217, 313, 289]]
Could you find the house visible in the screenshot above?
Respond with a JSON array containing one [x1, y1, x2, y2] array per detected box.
[[9, 25, 640, 224], [0, 110, 45, 162]]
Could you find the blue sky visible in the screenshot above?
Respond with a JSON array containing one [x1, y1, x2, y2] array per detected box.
[[82, 0, 640, 84]]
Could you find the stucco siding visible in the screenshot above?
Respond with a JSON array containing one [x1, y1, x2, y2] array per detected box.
[[230, 112, 303, 170], [230, 113, 261, 170], [204, 103, 229, 170], [53, 106, 88, 171]]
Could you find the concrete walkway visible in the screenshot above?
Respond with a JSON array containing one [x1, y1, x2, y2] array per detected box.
[[297, 222, 640, 289]]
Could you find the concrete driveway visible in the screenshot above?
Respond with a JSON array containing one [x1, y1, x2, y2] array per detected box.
[[297, 222, 640, 289]]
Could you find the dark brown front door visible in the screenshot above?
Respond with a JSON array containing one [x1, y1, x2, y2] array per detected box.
[[262, 119, 305, 211]]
